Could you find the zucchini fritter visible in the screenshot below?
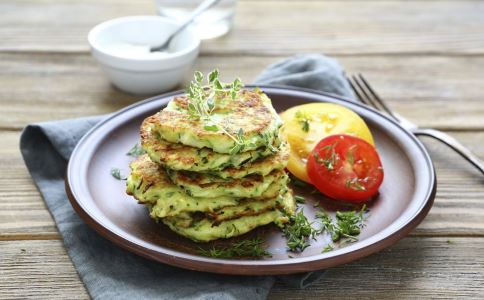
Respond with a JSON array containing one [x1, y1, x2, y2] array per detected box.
[[151, 90, 283, 154], [166, 169, 288, 198], [141, 115, 288, 176], [160, 190, 295, 242], [127, 155, 286, 218]]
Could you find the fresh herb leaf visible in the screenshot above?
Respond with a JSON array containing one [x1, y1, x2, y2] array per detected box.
[[346, 144, 357, 165], [198, 238, 271, 259], [345, 177, 367, 191], [295, 195, 306, 204], [208, 69, 219, 83], [314, 142, 339, 170], [316, 205, 368, 243], [111, 168, 127, 180], [322, 244, 334, 253], [294, 111, 311, 132], [194, 70, 204, 83], [283, 209, 318, 252], [204, 124, 219, 131], [185, 70, 248, 155], [126, 143, 146, 157]]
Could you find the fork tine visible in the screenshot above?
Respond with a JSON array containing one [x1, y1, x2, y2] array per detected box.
[[357, 74, 398, 120], [346, 75, 370, 106], [352, 75, 383, 111]]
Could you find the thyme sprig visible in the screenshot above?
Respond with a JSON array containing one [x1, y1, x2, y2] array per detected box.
[[198, 238, 271, 259], [186, 70, 248, 154]]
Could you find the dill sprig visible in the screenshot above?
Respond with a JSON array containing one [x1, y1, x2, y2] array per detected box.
[[313, 142, 339, 171], [294, 110, 311, 132], [322, 244, 334, 253], [283, 209, 319, 252], [345, 177, 367, 191], [294, 195, 306, 204], [197, 238, 271, 259], [126, 143, 146, 157], [316, 205, 368, 246], [186, 70, 248, 155]]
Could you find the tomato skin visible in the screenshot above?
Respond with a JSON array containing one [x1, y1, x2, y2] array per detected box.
[[306, 134, 384, 203]]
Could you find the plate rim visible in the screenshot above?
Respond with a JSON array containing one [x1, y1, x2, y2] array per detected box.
[[65, 85, 437, 275]]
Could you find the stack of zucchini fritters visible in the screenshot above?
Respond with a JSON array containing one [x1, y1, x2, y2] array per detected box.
[[126, 86, 295, 242]]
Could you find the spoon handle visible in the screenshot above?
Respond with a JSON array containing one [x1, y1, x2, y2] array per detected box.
[[152, 0, 222, 52], [181, 0, 223, 30]]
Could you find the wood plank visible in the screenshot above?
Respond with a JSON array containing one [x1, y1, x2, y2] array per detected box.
[[2, 129, 484, 239], [0, 53, 484, 130], [269, 237, 484, 299], [1, 237, 483, 299], [0, 240, 88, 299], [0, 131, 58, 239], [1, 0, 484, 55]]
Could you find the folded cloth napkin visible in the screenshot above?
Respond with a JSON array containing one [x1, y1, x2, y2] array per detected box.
[[20, 54, 353, 300]]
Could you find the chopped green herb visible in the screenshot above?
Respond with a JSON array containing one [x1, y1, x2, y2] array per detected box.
[[203, 124, 219, 131], [295, 195, 306, 204], [346, 144, 357, 165], [126, 143, 146, 157], [316, 205, 368, 243], [447, 239, 456, 245], [314, 142, 339, 171], [322, 244, 334, 253], [294, 111, 311, 132], [345, 177, 367, 191], [111, 168, 127, 180], [197, 238, 271, 259], [283, 209, 318, 252]]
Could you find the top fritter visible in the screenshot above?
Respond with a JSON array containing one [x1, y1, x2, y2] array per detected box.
[[151, 71, 282, 154]]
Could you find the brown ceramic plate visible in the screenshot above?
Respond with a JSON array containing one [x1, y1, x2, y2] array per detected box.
[[66, 86, 436, 275]]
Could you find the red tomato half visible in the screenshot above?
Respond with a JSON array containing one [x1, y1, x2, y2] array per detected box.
[[306, 134, 384, 202]]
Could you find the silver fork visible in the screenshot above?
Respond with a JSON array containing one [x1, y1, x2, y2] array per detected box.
[[347, 74, 484, 175]]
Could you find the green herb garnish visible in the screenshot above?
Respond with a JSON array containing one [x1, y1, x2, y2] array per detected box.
[[316, 205, 368, 243], [294, 110, 311, 132], [322, 244, 334, 253], [126, 143, 146, 157], [295, 195, 306, 204], [111, 168, 127, 180], [198, 238, 271, 258], [313, 142, 339, 171], [345, 177, 367, 191], [186, 70, 249, 155], [283, 209, 319, 252]]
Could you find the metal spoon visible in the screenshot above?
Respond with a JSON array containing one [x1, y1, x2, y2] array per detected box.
[[151, 0, 222, 52]]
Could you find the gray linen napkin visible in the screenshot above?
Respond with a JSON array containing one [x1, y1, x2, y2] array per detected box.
[[20, 54, 353, 300]]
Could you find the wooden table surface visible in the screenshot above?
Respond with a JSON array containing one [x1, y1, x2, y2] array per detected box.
[[1, 0, 484, 298]]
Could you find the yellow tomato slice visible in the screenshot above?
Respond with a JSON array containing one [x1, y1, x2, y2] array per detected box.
[[280, 103, 374, 183]]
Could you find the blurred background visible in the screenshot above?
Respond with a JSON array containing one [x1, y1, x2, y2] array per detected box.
[[1, 0, 483, 129]]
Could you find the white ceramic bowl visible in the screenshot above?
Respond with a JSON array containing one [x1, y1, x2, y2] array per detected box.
[[88, 16, 200, 95]]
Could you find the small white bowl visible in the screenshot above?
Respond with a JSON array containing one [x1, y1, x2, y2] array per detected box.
[[88, 16, 200, 95]]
